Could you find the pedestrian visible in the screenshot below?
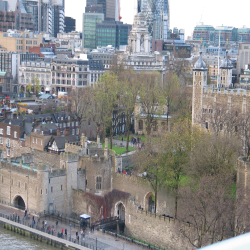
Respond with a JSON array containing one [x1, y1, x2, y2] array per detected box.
[[33, 219, 35, 225], [24, 209, 27, 217], [32, 216, 34, 221], [65, 228, 67, 236], [45, 220, 47, 227], [62, 228, 64, 234], [56, 220, 58, 226]]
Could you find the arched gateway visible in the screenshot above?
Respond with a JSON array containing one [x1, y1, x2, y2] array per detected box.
[[13, 196, 25, 210]]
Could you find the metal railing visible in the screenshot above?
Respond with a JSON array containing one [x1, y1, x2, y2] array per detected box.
[[0, 212, 104, 250]]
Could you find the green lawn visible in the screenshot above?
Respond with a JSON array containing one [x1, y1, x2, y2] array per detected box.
[[102, 143, 135, 154], [116, 135, 147, 141]]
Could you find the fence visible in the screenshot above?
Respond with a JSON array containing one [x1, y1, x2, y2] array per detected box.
[[0, 212, 104, 250]]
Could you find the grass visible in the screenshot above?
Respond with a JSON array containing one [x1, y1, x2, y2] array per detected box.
[[116, 135, 147, 141], [102, 142, 134, 155]]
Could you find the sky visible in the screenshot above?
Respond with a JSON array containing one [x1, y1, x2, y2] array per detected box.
[[65, 0, 250, 39]]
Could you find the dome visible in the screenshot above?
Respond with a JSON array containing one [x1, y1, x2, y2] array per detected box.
[[193, 52, 207, 70], [220, 52, 233, 69]]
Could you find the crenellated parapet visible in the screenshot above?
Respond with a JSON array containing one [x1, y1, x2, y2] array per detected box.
[[60, 152, 78, 163]]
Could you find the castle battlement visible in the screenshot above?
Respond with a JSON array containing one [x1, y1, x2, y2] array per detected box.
[[203, 87, 250, 97], [48, 168, 66, 177], [60, 152, 78, 162], [36, 162, 49, 171], [0, 160, 37, 178]]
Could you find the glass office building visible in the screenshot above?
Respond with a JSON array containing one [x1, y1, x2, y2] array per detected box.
[[138, 0, 169, 41], [82, 13, 104, 49], [96, 20, 132, 48]]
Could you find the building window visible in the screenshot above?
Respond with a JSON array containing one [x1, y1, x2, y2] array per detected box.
[[14, 131, 17, 138], [0, 128, 3, 134], [51, 187, 53, 193], [7, 126, 11, 135], [6, 138, 10, 147], [72, 129, 75, 135], [7, 148, 10, 156], [20, 141, 22, 147], [96, 176, 102, 190], [61, 185, 63, 191], [32, 137, 34, 143], [0, 137, 3, 144], [41, 140, 43, 146], [41, 189, 43, 195], [76, 128, 79, 135]]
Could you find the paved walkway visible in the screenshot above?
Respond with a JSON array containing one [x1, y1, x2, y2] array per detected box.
[[0, 216, 88, 250], [0, 205, 146, 250]]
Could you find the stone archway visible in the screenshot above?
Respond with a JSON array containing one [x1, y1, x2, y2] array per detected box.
[[13, 196, 25, 210], [145, 192, 155, 213], [115, 201, 126, 221]]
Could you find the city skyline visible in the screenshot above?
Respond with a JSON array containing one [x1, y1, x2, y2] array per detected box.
[[65, 0, 250, 38]]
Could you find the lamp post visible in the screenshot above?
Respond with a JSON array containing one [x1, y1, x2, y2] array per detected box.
[[101, 206, 104, 232], [69, 223, 72, 241]]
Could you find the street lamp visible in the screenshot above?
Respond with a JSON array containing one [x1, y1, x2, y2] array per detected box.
[[69, 223, 72, 241], [101, 206, 104, 232]]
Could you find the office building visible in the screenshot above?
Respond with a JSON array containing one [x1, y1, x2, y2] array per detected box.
[[96, 20, 131, 49], [82, 12, 104, 49], [86, 0, 116, 21], [193, 24, 215, 43], [0, 0, 34, 32], [138, 0, 170, 41], [64, 17, 75, 33]]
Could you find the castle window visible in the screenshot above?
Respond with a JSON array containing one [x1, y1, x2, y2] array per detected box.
[[200, 82, 201, 86], [195, 72, 196, 75], [220, 124, 223, 131], [235, 111, 238, 117], [200, 72, 201, 76], [51, 187, 53, 193], [41, 189, 43, 194], [205, 122, 208, 129], [49, 178, 50, 184], [61, 185, 63, 191], [235, 126, 238, 132], [96, 176, 102, 190]]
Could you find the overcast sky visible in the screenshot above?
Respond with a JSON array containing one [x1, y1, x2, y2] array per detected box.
[[65, 0, 250, 38]]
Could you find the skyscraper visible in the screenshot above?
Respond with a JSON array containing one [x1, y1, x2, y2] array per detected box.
[[86, 0, 116, 21], [138, 0, 169, 41]]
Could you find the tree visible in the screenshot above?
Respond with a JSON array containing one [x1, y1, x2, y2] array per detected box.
[[134, 139, 164, 213], [162, 72, 181, 126], [118, 70, 141, 151], [137, 71, 165, 136], [69, 87, 93, 140], [35, 77, 40, 94], [93, 73, 120, 149], [179, 173, 237, 248], [26, 82, 32, 96], [158, 119, 201, 218]]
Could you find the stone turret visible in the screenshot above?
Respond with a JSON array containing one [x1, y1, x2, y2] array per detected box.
[[192, 52, 208, 126], [220, 51, 233, 88]]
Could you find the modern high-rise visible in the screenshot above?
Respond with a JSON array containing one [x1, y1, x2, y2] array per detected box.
[[82, 12, 104, 49], [22, 0, 64, 37], [137, 0, 169, 41], [86, 0, 116, 21], [64, 16, 75, 33], [96, 20, 131, 49]]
